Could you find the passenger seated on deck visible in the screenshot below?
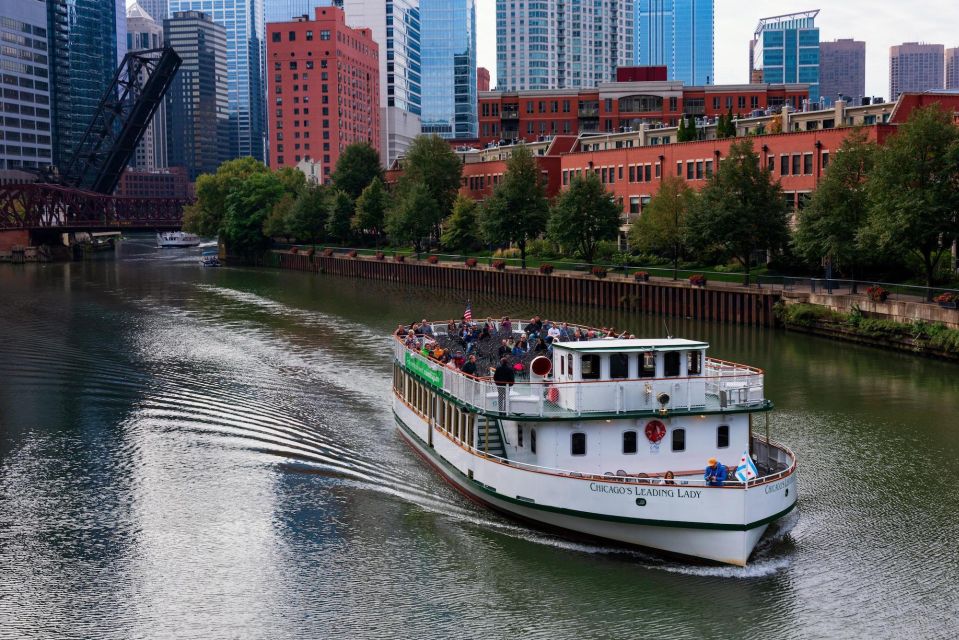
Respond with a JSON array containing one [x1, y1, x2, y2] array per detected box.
[[461, 354, 478, 376], [704, 458, 727, 486], [497, 339, 510, 358], [661, 471, 676, 486], [421, 319, 433, 337], [395, 324, 406, 337], [447, 319, 457, 335], [452, 350, 466, 369]]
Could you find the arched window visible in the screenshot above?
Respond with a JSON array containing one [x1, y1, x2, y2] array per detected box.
[[671, 428, 686, 452]]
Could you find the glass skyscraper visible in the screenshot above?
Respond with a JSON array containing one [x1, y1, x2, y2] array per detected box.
[[47, 0, 123, 167], [420, 0, 476, 139], [265, 0, 332, 23], [751, 11, 820, 103], [635, 0, 714, 86], [168, 0, 266, 162]]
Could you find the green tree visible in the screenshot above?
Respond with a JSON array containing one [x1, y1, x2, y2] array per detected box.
[[677, 115, 689, 142], [275, 166, 307, 195], [628, 175, 696, 278], [480, 146, 549, 268], [400, 134, 463, 223], [688, 139, 789, 285], [866, 104, 959, 296], [716, 113, 728, 139], [547, 172, 622, 264], [352, 177, 389, 246], [221, 171, 285, 257], [441, 194, 481, 252], [183, 157, 270, 237], [794, 129, 877, 279], [325, 189, 354, 244], [386, 181, 437, 252], [331, 143, 383, 199], [263, 193, 297, 240], [288, 185, 329, 247]]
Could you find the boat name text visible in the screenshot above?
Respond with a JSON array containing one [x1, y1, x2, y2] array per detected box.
[[588, 482, 701, 500]]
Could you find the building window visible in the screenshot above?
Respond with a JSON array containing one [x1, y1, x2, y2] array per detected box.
[[822, 152, 829, 169], [686, 161, 694, 180], [288, 31, 296, 41], [738, 96, 746, 109], [306, 30, 313, 40], [272, 32, 280, 42], [803, 153, 813, 175], [768, 156, 775, 173], [781, 155, 789, 175], [676, 161, 682, 177], [571, 432, 586, 456], [717, 425, 729, 449], [645, 164, 652, 181], [623, 431, 638, 455], [582, 354, 600, 380], [629, 196, 640, 215], [669, 96, 678, 111], [629, 165, 635, 182], [320, 30, 330, 40], [792, 154, 801, 175], [610, 353, 629, 379], [671, 428, 686, 452]]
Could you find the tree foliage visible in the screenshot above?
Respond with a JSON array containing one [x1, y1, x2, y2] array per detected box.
[[325, 189, 354, 244], [386, 181, 437, 251], [331, 143, 383, 200], [547, 172, 622, 264], [628, 175, 695, 274], [352, 177, 389, 245], [288, 185, 329, 246], [441, 194, 481, 252], [263, 193, 297, 240], [687, 139, 789, 284], [221, 171, 285, 257], [794, 129, 877, 276], [480, 146, 549, 267], [865, 104, 959, 294], [183, 157, 270, 237], [400, 134, 463, 221]]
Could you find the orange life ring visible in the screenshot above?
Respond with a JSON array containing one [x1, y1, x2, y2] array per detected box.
[[645, 419, 666, 443], [547, 386, 560, 402]]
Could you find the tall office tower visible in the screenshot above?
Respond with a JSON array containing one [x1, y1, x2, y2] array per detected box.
[[266, 0, 333, 23], [163, 11, 230, 179], [420, 0, 477, 139], [267, 7, 379, 177], [0, 0, 52, 171], [947, 48, 959, 90], [127, 2, 167, 170], [140, 0, 168, 21], [168, 0, 266, 162], [341, 0, 421, 165], [47, 0, 122, 167], [116, 0, 128, 66], [635, 0, 714, 85], [889, 42, 944, 99], [495, 0, 633, 91], [751, 11, 820, 104], [818, 39, 865, 105]]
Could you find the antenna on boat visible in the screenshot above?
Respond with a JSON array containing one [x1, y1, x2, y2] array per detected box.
[[663, 320, 673, 340]]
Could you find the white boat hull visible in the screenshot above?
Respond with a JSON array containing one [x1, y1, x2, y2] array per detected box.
[[156, 232, 201, 248], [393, 399, 796, 566]]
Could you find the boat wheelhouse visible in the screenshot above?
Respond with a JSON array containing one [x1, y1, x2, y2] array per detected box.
[[391, 319, 797, 566], [156, 231, 201, 248]]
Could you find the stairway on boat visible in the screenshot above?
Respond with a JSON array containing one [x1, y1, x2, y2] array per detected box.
[[475, 415, 507, 459]]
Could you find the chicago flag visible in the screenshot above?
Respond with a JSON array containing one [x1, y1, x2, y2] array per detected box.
[[735, 450, 759, 482]]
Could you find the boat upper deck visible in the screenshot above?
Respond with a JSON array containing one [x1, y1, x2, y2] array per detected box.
[[393, 319, 767, 420]]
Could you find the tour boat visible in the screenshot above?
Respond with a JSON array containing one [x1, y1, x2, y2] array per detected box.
[[156, 231, 201, 248], [391, 320, 798, 566]]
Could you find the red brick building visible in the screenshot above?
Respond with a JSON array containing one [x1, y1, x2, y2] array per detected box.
[[115, 167, 194, 200], [477, 81, 809, 146], [267, 7, 379, 180], [477, 67, 490, 93]]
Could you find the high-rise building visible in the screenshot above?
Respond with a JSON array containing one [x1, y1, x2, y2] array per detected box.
[[0, 0, 52, 171], [751, 11, 820, 104], [495, 0, 633, 91], [420, 0, 477, 139], [127, 1, 167, 171], [47, 0, 123, 167], [266, 0, 332, 23], [266, 7, 379, 176], [947, 48, 959, 90], [341, 0, 421, 165], [140, 0, 169, 22], [634, 0, 714, 86], [889, 42, 944, 99], [819, 39, 865, 105], [168, 0, 266, 162], [477, 66, 490, 92], [163, 10, 230, 179]]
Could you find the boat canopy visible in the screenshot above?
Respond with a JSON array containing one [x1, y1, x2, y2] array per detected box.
[[552, 338, 709, 353]]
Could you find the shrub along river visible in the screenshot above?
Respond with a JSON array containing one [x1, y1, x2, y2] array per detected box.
[[1, 235, 957, 638]]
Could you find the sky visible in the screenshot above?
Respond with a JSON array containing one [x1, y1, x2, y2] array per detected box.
[[475, 0, 959, 99]]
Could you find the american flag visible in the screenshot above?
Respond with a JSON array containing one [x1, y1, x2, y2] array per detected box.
[[464, 301, 472, 323]]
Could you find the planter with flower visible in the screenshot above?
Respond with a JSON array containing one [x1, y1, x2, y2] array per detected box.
[[934, 292, 958, 309], [465, 257, 478, 268], [305, 247, 315, 257], [321, 248, 334, 257], [591, 266, 607, 279], [633, 271, 650, 282], [290, 246, 298, 254], [375, 251, 385, 261], [427, 255, 439, 264], [348, 250, 358, 258], [394, 254, 405, 263], [866, 285, 889, 302], [689, 274, 707, 287], [493, 260, 507, 271], [539, 263, 555, 275]]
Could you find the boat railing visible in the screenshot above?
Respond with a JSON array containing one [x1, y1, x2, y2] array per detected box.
[[450, 432, 795, 489], [394, 339, 766, 418]]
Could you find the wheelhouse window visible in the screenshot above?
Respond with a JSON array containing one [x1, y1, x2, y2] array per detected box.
[[717, 425, 729, 448], [518, 426, 524, 448], [610, 353, 629, 379], [664, 351, 681, 377], [640, 352, 656, 377], [671, 428, 686, 452], [571, 433, 586, 456], [566, 354, 573, 379], [688, 350, 701, 375], [581, 354, 600, 380], [623, 430, 637, 454], [531, 429, 537, 453]]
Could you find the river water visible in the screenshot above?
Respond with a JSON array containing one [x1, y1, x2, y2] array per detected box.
[[0, 236, 957, 639]]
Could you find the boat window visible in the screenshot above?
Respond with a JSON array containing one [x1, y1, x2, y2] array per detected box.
[[582, 354, 600, 380], [518, 425, 524, 448], [623, 430, 637, 454], [531, 428, 537, 453], [688, 350, 702, 375], [559, 355, 565, 376], [671, 428, 686, 452], [610, 353, 629, 379], [567, 354, 573, 379], [640, 352, 656, 377], [664, 351, 681, 376], [717, 425, 729, 448], [571, 432, 586, 456]]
